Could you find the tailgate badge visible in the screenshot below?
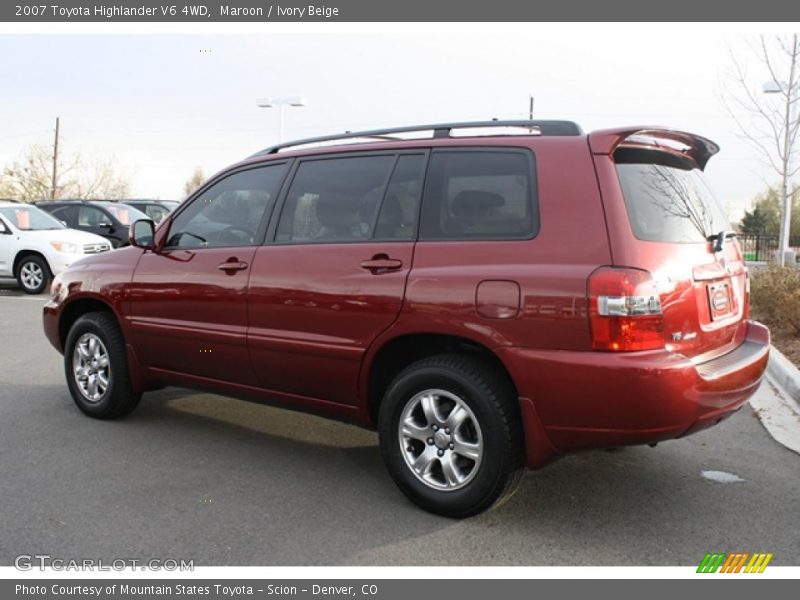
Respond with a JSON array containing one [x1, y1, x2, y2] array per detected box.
[[672, 331, 698, 342], [712, 292, 730, 311]]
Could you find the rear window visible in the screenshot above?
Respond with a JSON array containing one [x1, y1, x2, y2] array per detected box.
[[616, 149, 730, 243]]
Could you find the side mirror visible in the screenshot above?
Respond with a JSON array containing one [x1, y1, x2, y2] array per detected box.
[[0, 221, 10, 235], [129, 219, 155, 249]]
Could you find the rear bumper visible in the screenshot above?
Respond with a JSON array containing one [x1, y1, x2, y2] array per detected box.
[[498, 320, 770, 468]]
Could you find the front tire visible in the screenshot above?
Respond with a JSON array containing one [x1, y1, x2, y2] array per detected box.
[[64, 311, 141, 419], [378, 354, 525, 518], [16, 255, 51, 294]]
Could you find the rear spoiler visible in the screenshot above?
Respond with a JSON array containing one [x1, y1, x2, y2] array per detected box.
[[588, 127, 720, 170]]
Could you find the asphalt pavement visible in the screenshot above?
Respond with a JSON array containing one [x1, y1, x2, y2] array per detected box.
[[1, 283, 798, 566]]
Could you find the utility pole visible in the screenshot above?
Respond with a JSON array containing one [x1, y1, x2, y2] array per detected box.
[[50, 116, 60, 200], [529, 95, 534, 120]]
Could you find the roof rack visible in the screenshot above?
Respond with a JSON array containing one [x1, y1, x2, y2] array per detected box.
[[252, 119, 583, 156]]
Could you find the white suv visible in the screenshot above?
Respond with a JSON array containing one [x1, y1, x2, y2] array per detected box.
[[0, 201, 112, 294]]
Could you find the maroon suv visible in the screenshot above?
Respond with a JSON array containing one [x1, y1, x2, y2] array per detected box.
[[43, 120, 770, 517]]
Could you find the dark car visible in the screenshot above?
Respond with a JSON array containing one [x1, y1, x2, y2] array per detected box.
[[37, 200, 149, 248], [123, 199, 180, 224], [42, 120, 770, 517]]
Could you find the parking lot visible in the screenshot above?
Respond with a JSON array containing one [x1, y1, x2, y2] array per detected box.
[[1, 284, 799, 566]]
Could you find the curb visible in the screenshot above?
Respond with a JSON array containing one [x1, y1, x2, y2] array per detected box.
[[766, 344, 800, 405], [750, 344, 800, 456]]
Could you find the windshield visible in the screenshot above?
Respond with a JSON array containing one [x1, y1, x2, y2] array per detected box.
[[101, 204, 149, 225], [616, 150, 730, 243], [0, 205, 65, 231]]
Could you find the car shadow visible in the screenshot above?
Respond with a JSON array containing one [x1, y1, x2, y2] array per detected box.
[[0, 281, 25, 296], [2, 382, 780, 565]]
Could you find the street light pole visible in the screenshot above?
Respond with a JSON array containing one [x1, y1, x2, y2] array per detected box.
[[764, 61, 798, 266], [256, 96, 307, 143], [779, 87, 793, 266]]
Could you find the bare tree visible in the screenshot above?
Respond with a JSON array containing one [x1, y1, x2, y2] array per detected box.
[[69, 155, 131, 199], [0, 144, 130, 202], [183, 168, 206, 197], [0, 145, 59, 202], [724, 34, 800, 266]]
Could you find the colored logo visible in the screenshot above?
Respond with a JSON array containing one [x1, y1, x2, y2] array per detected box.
[[697, 552, 773, 573]]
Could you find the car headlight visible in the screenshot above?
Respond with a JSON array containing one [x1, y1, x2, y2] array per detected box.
[[50, 241, 79, 253]]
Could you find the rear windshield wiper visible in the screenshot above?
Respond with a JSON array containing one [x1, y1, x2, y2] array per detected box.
[[706, 230, 735, 252]]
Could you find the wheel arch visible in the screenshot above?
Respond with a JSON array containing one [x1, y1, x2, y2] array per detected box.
[[57, 294, 147, 394], [363, 332, 518, 426], [58, 295, 120, 349], [13, 249, 51, 277]]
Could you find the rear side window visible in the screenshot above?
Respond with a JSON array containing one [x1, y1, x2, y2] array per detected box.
[[276, 155, 396, 243], [616, 150, 731, 243], [374, 154, 426, 240], [420, 150, 537, 240]]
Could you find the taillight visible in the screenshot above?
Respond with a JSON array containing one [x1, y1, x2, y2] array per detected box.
[[588, 267, 665, 351], [744, 268, 751, 319]]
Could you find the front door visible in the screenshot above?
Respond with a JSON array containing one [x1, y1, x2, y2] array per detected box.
[[247, 152, 427, 406], [76, 205, 121, 246], [127, 163, 288, 385], [0, 215, 13, 276]]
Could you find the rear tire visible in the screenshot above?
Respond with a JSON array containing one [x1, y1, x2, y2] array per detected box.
[[378, 354, 525, 518], [64, 311, 141, 419], [16, 255, 51, 294]]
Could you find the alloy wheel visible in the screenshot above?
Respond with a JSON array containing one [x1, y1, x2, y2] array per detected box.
[[397, 388, 484, 491], [20, 261, 44, 291], [72, 333, 111, 403]]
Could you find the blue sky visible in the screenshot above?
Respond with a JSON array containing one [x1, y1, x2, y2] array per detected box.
[[0, 30, 788, 216]]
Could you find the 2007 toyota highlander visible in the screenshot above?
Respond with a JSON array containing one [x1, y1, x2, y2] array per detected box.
[[43, 120, 770, 517]]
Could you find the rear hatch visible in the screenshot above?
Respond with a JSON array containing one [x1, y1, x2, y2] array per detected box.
[[591, 129, 748, 360]]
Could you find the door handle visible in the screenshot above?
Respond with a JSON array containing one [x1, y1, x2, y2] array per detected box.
[[360, 256, 403, 272], [217, 260, 249, 272]]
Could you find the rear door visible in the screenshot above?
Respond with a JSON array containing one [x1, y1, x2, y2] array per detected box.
[[246, 151, 427, 406], [596, 142, 747, 359]]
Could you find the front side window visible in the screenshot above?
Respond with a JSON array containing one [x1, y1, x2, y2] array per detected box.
[[144, 205, 169, 223], [50, 206, 77, 225], [420, 150, 537, 240], [166, 165, 287, 249], [78, 206, 113, 227], [276, 155, 396, 243]]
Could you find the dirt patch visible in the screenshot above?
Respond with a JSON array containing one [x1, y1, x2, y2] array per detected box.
[[751, 304, 800, 366], [750, 265, 800, 368], [770, 329, 800, 366]]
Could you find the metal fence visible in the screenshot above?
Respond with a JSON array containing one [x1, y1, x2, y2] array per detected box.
[[738, 234, 800, 262]]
